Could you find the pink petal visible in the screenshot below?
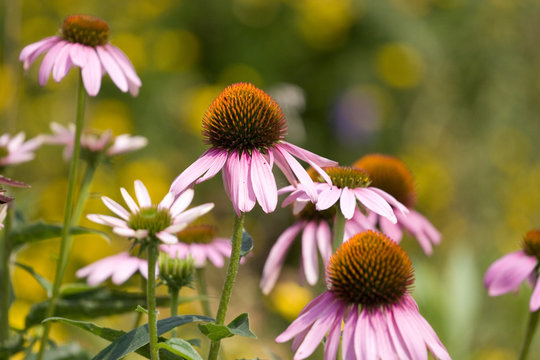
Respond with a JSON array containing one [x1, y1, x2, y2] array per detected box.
[[101, 196, 130, 221], [38, 41, 67, 86], [391, 302, 429, 360], [339, 187, 356, 219], [104, 44, 142, 94], [120, 188, 139, 213], [170, 188, 195, 217], [273, 145, 317, 202], [96, 45, 128, 92], [355, 309, 377, 360], [134, 180, 152, 207], [279, 142, 337, 167], [250, 149, 278, 213], [195, 149, 228, 184], [316, 220, 332, 265], [111, 257, 141, 284], [342, 306, 358, 360], [81, 46, 102, 96], [20, 36, 61, 70], [369, 187, 409, 215], [172, 203, 214, 225], [69, 43, 87, 67], [531, 280, 540, 311], [170, 149, 227, 195], [52, 43, 74, 82], [158, 192, 175, 210], [484, 250, 536, 296], [224, 151, 256, 216], [354, 188, 397, 223], [87, 214, 127, 228], [156, 231, 178, 244], [302, 220, 319, 285], [324, 306, 345, 360], [380, 216, 403, 243], [316, 186, 341, 211], [260, 221, 305, 294]]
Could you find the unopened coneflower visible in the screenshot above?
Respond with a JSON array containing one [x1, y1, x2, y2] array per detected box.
[[353, 153, 441, 255], [276, 230, 451, 360], [260, 202, 335, 294], [20, 14, 141, 96], [87, 181, 214, 245], [76, 252, 151, 286], [0, 132, 43, 168], [160, 224, 233, 268], [44, 122, 147, 161], [170, 82, 336, 216]]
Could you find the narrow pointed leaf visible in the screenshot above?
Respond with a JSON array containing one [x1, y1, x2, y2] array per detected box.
[[157, 339, 202, 360], [14, 262, 53, 296], [11, 222, 110, 249]]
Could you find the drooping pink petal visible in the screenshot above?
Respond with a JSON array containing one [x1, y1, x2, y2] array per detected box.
[[484, 250, 536, 296], [205, 246, 225, 268], [276, 291, 334, 342], [38, 41, 67, 86], [273, 145, 317, 202], [302, 220, 319, 285], [104, 44, 142, 95], [69, 43, 87, 67], [339, 187, 357, 219], [370, 309, 398, 360], [342, 306, 358, 360], [80, 46, 102, 96], [52, 43, 74, 82], [354, 187, 397, 223], [391, 302, 429, 360], [195, 149, 228, 184], [531, 280, 540, 311], [224, 151, 256, 216], [134, 179, 152, 207], [316, 186, 341, 211], [156, 231, 178, 245], [261, 221, 305, 294], [96, 45, 128, 92], [250, 149, 278, 213], [111, 256, 141, 284], [170, 148, 227, 195], [20, 36, 61, 70], [369, 187, 409, 215], [324, 305, 345, 360], [278, 142, 337, 167], [380, 216, 403, 243], [316, 220, 332, 265], [355, 309, 377, 360]]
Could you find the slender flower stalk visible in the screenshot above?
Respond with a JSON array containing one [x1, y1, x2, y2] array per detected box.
[[208, 213, 245, 360], [0, 205, 12, 344], [147, 242, 159, 360], [332, 210, 346, 252], [196, 268, 211, 316], [37, 72, 86, 360], [520, 306, 540, 360]]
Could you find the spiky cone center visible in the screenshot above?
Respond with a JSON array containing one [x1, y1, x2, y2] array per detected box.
[[159, 252, 195, 289], [522, 230, 540, 259], [127, 206, 172, 237], [320, 166, 371, 189], [327, 230, 414, 308], [202, 83, 287, 154], [61, 15, 110, 47], [177, 224, 216, 244], [297, 202, 336, 222], [354, 154, 416, 208]]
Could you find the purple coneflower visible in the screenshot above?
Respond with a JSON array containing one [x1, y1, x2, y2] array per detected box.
[[170, 83, 336, 216], [260, 202, 334, 294], [20, 14, 141, 96], [484, 230, 540, 311], [44, 122, 147, 160], [87, 180, 214, 245], [276, 230, 451, 360], [0, 132, 43, 167], [353, 154, 441, 255], [76, 252, 152, 286], [160, 224, 234, 268], [280, 166, 407, 222]]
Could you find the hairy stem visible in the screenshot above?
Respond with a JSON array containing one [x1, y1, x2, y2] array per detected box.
[[147, 243, 160, 360], [519, 307, 540, 360], [0, 206, 12, 344]]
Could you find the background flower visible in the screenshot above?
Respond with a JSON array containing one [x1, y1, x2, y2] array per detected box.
[[0, 132, 43, 167], [76, 252, 151, 286]]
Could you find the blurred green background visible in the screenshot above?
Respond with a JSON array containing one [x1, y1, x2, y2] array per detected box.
[[2, 0, 540, 358]]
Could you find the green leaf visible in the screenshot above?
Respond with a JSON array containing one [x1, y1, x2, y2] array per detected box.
[[11, 222, 110, 249], [25, 288, 171, 328], [198, 313, 256, 341], [240, 230, 253, 257], [14, 262, 53, 296], [91, 315, 213, 360], [25, 343, 91, 360], [135, 305, 148, 314], [157, 338, 202, 360]]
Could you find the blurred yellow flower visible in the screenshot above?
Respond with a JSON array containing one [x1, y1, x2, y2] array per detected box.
[[270, 281, 312, 321], [150, 30, 200, 72], [0, 66, 16, 113], [376, 43, 425, 89], [91, 100, 134, 134]]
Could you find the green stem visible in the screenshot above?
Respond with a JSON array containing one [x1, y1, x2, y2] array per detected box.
[[207, 213, 245, 360], [196, 267, 211, 316], [37, 72, 86, 360], [333, 210, 346, 252], [147, 243, 160, 360], [169, 288, 179, 338], [519, 308, 540, 360], [0, 205, 13, 345]]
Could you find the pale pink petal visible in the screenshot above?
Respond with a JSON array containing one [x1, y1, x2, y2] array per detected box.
[[101, 196, 130, 221], [69, 43, 87, 67], [87, 214, 128, 228], [380, 216, 403, 243], [339, 187, 356, 219], [52, 43, 74, 82], [370, 309, 398, 360], [354, 188, 397, 223], [324, 305, 345, 360], [391, 303, 429, 360], [224, 151, 256, 216], [156, 231, 178, 245], [170, 188, 195, 217], [278, 142, 337, 167], [275, 147, 317, 202], [369, 187, 409, 215], [205, 246, 225, 268], [112, 227, 139, 238], [38, 41, 67, 86], [111, 257, 141, 284], [302, 221, 319, 285], [271, 148, 299, 186], [194, 149, 228, 184], [531, 280, 540, 311], [96, 45, 128, 92], [120, 188, 139, 213], [170, 149, 227, 195], [172, 203, 214, 225], [250, 149, 278, 213], [316, 220, 332, 265], [104, 44, 141, 95], [81, 46, 102, 96], [106, 134, 147, 155], [355, 309, 377, 360], [134, 180, 152, 207], [342, 306, 358, 360], [158, 192, 175, 210], [484, 250, 536, 296], [261, 221, 305, 294], [20, 36, 61, 70], [316, 186, 341, 211]]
